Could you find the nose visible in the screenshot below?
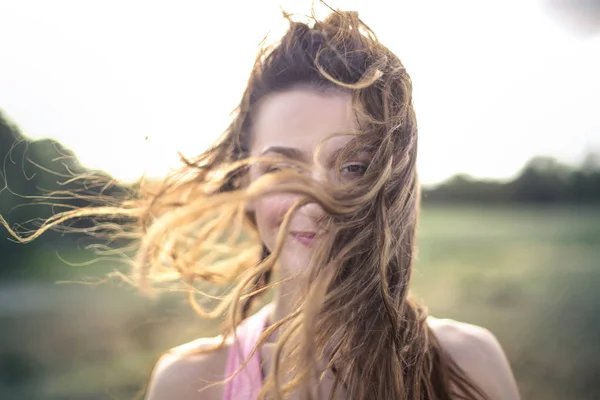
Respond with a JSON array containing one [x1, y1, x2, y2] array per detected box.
[[302, 167, 329, 219], [291, 165, 327, 223], [310, 164, 328, 185], [299, 201, 325, 220]]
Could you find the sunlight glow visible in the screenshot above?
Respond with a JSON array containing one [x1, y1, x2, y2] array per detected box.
[[0, 0, 598, 185]]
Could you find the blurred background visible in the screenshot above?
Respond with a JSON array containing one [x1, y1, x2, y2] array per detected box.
[[1, 0, 599, 399]]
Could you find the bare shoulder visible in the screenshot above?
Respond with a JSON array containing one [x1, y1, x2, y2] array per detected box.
[[427, 316, 520, 400], [145, 334, 232, 400]]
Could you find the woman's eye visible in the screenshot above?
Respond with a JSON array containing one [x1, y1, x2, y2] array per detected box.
[[265, 163, 295, 174], [340, 163, 368, 176]]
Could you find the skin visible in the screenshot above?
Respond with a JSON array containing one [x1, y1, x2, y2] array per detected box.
[[145, 88, 521, 400]]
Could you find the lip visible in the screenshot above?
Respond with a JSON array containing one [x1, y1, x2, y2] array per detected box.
[[290, 231, 317, 247]]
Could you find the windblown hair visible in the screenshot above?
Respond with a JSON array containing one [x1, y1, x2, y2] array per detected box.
[[1, 8, 489, 400]]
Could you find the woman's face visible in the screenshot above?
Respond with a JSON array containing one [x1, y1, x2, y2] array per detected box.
[[247, 87, 367, 275]]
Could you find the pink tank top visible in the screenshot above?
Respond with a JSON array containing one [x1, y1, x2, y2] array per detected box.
[[222, 303, 273, 400]]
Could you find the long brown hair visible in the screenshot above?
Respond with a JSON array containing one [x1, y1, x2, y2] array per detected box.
[[1, 8, 489, 400]]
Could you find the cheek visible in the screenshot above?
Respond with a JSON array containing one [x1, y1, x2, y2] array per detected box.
[[253, 194, 297, 234]]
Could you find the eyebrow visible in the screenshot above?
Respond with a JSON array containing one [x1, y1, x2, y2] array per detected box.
[[259, 145, 370, 166], [259, 146, 307, 161]]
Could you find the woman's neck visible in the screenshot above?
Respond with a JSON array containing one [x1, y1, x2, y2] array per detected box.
[[267, 284, 293, 340]]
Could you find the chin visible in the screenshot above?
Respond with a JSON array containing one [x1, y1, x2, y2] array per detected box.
[[279, 247, 313, 276]]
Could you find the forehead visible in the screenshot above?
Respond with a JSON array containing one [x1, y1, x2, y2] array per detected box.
[[250, 88, 358, 156]]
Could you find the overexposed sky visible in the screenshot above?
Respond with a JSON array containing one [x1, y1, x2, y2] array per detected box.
[[0, 0, 599, 185]]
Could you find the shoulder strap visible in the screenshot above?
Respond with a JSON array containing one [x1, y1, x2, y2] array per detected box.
[[222, 303, 273, 400]]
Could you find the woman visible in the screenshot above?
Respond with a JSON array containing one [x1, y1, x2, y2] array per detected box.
[[4, 8, 520, 400], [142, 9, 519, 400]]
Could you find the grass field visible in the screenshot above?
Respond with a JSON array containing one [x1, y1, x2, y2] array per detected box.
[[0, 204, 599, 399]]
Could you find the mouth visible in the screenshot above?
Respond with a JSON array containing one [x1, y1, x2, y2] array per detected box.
[[289, 231, 317, 247]]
